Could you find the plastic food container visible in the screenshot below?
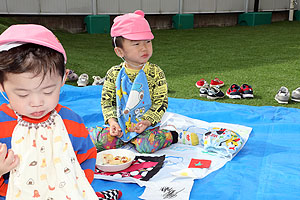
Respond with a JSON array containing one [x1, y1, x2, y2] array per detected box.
[[96, 149, 135, 172]]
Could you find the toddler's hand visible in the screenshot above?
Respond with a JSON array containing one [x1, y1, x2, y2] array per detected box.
[[0, 143, 19, 177], [108, 118, 123, 137], [134, 120, 151, 134]]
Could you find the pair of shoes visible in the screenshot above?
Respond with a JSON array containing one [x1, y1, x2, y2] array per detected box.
[[92, 76, 105, 86], [199, 84, 225, 100], [275, 86, 300, 104], [226, 84, 254, 99], [195, 78, 224, 88], [77, 74, 105, 87], [66, 69, 78, 81], [77, 73, 89, 87]]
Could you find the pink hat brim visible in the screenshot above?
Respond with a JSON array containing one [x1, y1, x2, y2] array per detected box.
[[122, 32, 154, 41]]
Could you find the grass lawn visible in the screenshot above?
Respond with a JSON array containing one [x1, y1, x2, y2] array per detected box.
[[1, 18, 300, 108]]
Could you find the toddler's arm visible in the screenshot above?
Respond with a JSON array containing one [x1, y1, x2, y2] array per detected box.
[[142, 66, 168, 125], [101, 67, 120, 124]]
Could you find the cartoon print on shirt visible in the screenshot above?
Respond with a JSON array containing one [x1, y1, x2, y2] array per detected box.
[[15, 190, 21, 198], [134, 106, 146, 120], [116, 85, 127, 101], [32, 189, 40, 198], [125, 114, 136, 134], [124, 83, 144, 115]]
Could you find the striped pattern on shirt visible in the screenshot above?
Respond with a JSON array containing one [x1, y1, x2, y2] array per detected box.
[[0, 103, 97, 198]]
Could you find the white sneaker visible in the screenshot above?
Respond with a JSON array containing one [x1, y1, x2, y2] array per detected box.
[[291, 87, 300, 102], [77, 73, 89, 87], [92, 76, 105, 85], [274, 86, 290, 104], [199, 82, 209, 97]]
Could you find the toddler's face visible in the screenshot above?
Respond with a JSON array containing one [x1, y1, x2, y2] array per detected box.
[[118, 38, 153, 68], [1, 71, 65, 119]]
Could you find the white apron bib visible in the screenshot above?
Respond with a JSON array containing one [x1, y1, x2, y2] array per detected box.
[[6, 111, 98, 200]]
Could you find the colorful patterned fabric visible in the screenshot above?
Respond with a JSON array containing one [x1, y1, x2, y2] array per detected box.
[[89, 127, 124, 152], [115, 63, 159, 142], [0, 103, 97, 199], [95, 155, 165, 181], [203, 128, 244, 159], [6, 111, 98, 200], [131, 128, 173, 153], [88, 127, 173, 153]]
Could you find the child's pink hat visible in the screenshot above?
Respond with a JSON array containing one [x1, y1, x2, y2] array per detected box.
[[0, 24, 67, 63], [111, 10, 154, 40]]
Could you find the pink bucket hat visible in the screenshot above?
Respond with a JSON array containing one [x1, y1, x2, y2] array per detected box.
[[111, 10, 154, 40], [0, 24, 67, 63]]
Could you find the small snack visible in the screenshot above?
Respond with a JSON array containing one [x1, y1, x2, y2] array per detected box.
[[121, 156, 130, 163], [102, 154, 131, 165], [102, 154, 113, 165]]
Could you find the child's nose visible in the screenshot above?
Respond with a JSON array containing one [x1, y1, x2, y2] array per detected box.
[[30, 94, 44, 107], [141, 42, 148, 49]]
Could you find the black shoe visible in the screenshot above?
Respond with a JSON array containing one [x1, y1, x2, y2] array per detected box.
[[207, 86, 224, 100]]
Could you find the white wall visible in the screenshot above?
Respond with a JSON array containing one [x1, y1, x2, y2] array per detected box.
[[0, 0, 293, 15]]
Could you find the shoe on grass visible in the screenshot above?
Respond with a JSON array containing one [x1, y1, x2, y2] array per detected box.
[[226, 84, 242, 99], [195, 78, 206, 88], [92, 76, 105, 85], [291, 87, 300, 102], [199, 82, 210, 97], [77, 73, 89, 87], [240, 84, 254, 98], [207, 85, 224, 100], [66, 69, 78, 81], [275, 86, 289, 104], [210, 78, 224, 87]]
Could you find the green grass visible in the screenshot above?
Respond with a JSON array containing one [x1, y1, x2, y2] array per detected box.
[[1, 17, 300, 108]]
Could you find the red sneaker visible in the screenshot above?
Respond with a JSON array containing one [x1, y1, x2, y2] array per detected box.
[[240, 84, 254, 98], [195, 78, 206, 88], [210, 78, 224, 87], [226, 84, 242, 99]]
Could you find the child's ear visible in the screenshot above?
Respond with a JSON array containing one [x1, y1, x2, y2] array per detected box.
[[61, 70, 68, 86], [114, 47, 124, 58], [0, 83, 4, 92]]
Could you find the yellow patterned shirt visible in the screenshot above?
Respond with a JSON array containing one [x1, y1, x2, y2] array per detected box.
[[101, 62, 168, 126]]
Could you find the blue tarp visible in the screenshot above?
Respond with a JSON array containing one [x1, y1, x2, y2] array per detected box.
[[2, 84, 299, 199]]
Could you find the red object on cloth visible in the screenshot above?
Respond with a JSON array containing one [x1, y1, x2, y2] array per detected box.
[[96, 189, 122, 200], [188, 159, 212, 168]]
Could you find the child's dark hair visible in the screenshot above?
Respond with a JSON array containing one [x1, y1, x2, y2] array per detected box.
[[112, 36, 124, 48], [0, 43, 65, 85]]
